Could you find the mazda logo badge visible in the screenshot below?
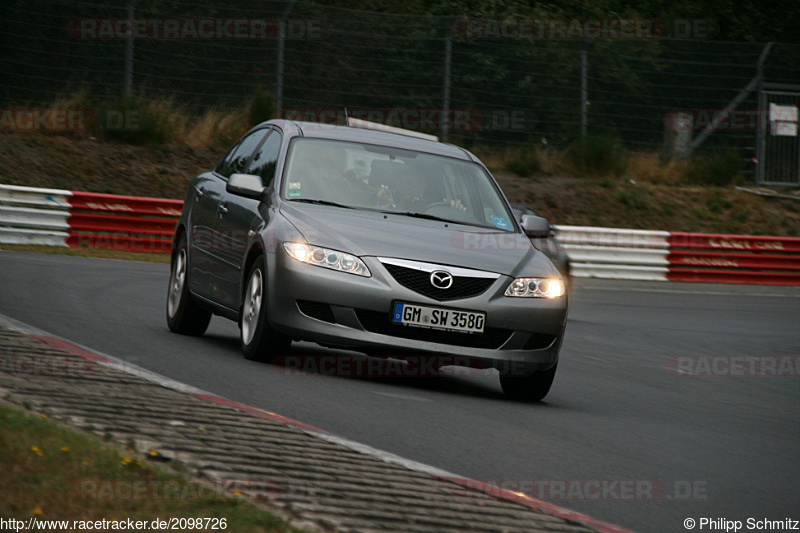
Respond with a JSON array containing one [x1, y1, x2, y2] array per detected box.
[[430, 270, 453, 289]]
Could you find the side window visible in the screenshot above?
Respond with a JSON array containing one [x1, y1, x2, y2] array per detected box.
[[215, 128, 269, 179], [247, 130, 282, 186]]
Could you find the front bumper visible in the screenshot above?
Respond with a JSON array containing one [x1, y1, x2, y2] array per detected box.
[[266, 250, 567, 371]]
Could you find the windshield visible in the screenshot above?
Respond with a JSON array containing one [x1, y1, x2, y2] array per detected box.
[[281, 137, 516, 231]]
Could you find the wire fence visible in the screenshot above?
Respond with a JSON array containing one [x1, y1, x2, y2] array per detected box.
[[2, 0, 800, 168]]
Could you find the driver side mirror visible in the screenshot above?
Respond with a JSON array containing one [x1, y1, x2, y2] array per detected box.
[[227, 173, 265, 200], [520, 214, 551, 238]]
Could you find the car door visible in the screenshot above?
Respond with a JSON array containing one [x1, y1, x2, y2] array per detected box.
[[195, 128, 270, 307], [186, 170, 222, 300], [206, 127, 273, 309]]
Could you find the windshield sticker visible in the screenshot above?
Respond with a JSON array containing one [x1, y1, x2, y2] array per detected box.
[[288, 182, 302, 198], [490, 215, 512, 230]]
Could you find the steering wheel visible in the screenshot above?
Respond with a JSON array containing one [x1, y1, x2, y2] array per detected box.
[[423, 201, 451, 212]]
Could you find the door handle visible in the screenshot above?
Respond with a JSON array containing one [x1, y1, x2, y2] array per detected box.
[[218, 203, 228, 218]]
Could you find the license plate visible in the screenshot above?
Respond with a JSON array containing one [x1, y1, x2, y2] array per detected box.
[[391, 302, 485, 334]]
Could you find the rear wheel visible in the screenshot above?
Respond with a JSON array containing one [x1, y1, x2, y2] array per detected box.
[[166, 236, 211, 336], [499, 363, 557, 401], [241, 256, 291, 362]]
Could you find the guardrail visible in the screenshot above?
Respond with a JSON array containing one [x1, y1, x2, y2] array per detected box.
[[554, 226, 671, 282], [2, 184, 799, 285], [555, 225, 800, 286], [0, 184, 180, 253]]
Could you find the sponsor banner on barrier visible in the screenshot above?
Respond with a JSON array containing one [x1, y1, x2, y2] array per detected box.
[[669, 232, 800, 254], [666, 269, 800, 286], [67, 213, 177, 235], [69, 191, 184, 217], [669, 251, 800, 270]]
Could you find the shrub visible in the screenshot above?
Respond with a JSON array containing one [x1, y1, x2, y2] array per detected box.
[[684, 150, 742, 186], [248, 85, 275, 127], [506, 147, 541, 177], [616, 186, 649, 210], [569, 132, 627, 176], [99, 97, 179, 145], [706, 192, 732, 213], [625, 151, 687, 184]]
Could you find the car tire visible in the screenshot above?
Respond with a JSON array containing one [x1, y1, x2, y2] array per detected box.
[[499, 363, 557, 401], [240, 256, 291, 362], [166, 235, 212, 336]]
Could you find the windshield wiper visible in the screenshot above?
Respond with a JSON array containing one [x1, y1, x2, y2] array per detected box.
[[383, 210, 458, 224], [290, 198, 353, 209], [383, 210, 505, 231]]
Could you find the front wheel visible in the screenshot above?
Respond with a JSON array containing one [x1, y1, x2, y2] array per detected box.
[[166, 237, 212, 336], [240, 256, 291, 362], [499, 363, 557, 402]]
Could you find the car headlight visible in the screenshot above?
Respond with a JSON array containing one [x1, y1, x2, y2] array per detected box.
[[505, 277, 565, 298], [283, 242, 371, 277]]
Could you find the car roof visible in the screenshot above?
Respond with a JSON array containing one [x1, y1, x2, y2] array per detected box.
[[265, 119, 476, 162]]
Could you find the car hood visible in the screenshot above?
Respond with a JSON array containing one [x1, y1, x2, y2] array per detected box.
[[279, 202, 557, 277]]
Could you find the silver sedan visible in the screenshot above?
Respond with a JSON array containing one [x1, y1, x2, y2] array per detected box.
[[166, 119, 567, 400]]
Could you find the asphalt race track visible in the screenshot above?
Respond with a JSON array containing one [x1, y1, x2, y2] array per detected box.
[[1, 251, 798, 533]]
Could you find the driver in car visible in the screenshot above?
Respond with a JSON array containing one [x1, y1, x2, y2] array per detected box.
[[367, 163, 467, 212]]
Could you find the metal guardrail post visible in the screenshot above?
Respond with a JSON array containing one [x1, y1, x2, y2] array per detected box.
[[441, 31, 452, 143], [275, 0, 298, 116], [580, 41, 588, 139], [123, 1, 135, 98], [678, 42, 773, 162]]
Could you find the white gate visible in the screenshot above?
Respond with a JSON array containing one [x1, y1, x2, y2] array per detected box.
[[756, 83, 800, 185]]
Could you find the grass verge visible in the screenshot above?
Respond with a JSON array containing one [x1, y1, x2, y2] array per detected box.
[[0, 245, 170, 263], [0, 403, 299, 532]]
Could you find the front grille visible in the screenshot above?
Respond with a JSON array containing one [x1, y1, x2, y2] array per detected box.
[[297, 300, 336, 323], [383, 263, 495, 301], [355, 309, 512, 349]]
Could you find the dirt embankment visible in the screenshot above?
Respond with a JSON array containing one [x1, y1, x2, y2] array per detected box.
[[1, 134, 798, 236]]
